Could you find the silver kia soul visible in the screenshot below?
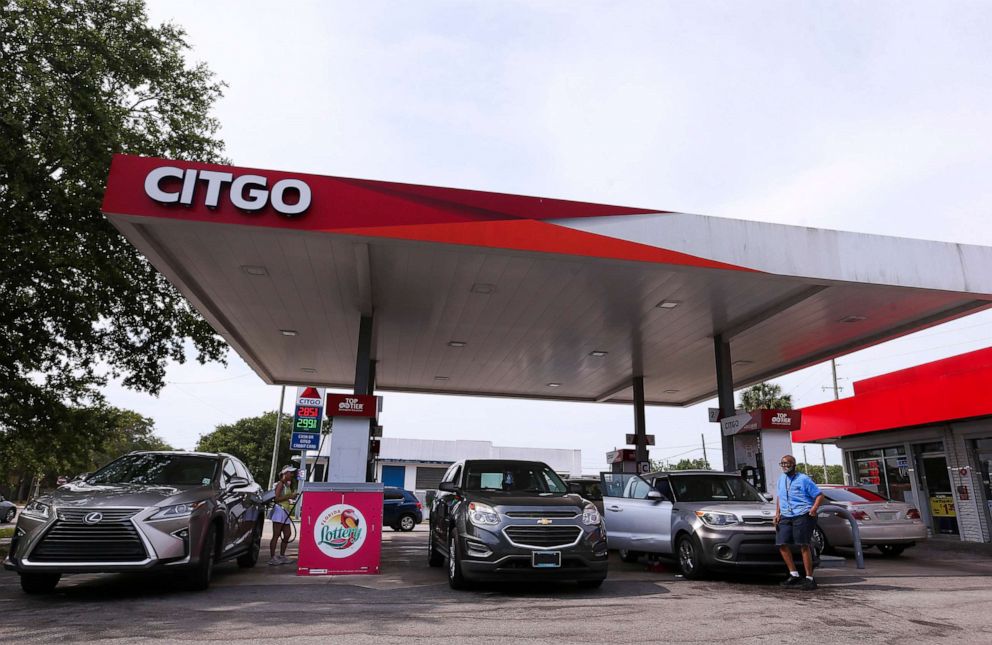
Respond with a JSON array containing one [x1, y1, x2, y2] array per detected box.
[[3, 451, 264, 594]]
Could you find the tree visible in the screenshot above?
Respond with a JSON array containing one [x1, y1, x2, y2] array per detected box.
[[0, 1, 228, 455], [196, 412, 299, 486], [651, 457, 711, 471], [0, 404, 171, 500], [796, 462, 844, 485], [739, 382, 793, 411]]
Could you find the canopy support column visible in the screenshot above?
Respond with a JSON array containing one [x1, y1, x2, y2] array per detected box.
[[632, 376, 649, 468], [329, 313, 376, 482], [714, 335, 737, 472]]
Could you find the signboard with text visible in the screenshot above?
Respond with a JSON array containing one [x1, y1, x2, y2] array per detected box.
[[326, 394, 379, 418], [293, 386, 325, 450], [298, 486, 383, 576]]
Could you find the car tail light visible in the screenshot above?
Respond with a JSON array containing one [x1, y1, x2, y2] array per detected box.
[[905, 508, 921, 519], [416, 501, 423, 510], [850, 510, 871, 521]]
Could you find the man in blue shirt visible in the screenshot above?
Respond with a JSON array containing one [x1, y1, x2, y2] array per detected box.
[[774, 454, 825, 590]]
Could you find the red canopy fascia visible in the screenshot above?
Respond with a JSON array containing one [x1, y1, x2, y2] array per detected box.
[[793, 347, 992, 442]]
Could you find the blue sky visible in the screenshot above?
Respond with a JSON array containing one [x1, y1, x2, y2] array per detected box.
[[110, 1, 992, 472]]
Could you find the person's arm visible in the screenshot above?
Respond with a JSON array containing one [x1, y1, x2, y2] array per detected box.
[[774, 483, 781, 525], [809, 492, 825, 517], [274, 481, 293, 504]]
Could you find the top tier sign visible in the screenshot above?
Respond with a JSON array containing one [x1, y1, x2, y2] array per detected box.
[[326, 394, 379, 419]]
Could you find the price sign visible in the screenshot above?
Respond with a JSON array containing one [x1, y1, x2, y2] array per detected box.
[[293, 386, 326, 451]]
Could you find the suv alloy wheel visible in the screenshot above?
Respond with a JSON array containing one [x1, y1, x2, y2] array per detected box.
[[399, 514, 417, 532], [447, 533, 467, 589], [19, 572, 61, 594], [186, 523, 217, 591], [428, 533, 444, 567], [237, 520, 263, 568], [677, 534, 707, 580]]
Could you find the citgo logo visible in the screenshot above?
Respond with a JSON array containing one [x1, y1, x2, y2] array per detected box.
[[314, 504, 366, 558]]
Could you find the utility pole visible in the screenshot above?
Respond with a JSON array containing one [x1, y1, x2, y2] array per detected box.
[[268, 386, 286, 488], [701, 434, 708, 467], [802, 445, 808, 475], [823, 359, 841, 483]]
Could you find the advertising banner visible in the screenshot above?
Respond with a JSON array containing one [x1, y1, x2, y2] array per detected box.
[[297, 484, 383, 576], [326, 394, 379, 418]]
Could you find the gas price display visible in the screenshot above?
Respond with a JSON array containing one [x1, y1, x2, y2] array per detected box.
[[291, 387, 325, 451]]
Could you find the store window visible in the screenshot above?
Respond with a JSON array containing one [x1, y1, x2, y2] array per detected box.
[[852, 446, 909, 501]]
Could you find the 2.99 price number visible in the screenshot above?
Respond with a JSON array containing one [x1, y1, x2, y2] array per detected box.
[[295, 417, 319, 430]]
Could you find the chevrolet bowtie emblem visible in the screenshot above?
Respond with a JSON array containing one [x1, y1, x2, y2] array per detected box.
[[537, 518, 552, 525]]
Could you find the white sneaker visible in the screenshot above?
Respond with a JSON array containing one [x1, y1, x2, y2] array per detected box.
[[277, 554, 291, 564], [267, 557, 281, 566]]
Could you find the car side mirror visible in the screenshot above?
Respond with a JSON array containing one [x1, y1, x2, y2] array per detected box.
[[228, 476, 250, 489], [74, 472, 90, 482], [437, 481, 457, 493], [647, 490, 664, 501], [762, 492, 773, 502]]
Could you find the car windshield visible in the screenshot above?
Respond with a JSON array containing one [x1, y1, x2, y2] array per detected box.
[[570, 481, 603, 500], [670, 475, 765, 502], [463, 461, 567, 493], [87, 454, 218, 486], [823, 487, 888, 502]]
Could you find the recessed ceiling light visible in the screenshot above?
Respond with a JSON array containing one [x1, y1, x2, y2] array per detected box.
[[589, 350, 608, 357], [656, 300, 681, 309], [300, 367, 317, 373], [448, 341, 467, 348], [732, 360, 753, 367], [434, 376, 449, 381], [241, 265, 268, 276], [840, 315, 867, 323], [280, 329, 298, 337], [470, 283, 496, 294], [664, 389, 680, 394], [547, 382, 562, 387]]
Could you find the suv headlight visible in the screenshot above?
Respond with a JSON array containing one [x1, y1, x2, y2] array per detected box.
[[22, 500, 51, 520], [150, 501, 205, 521], [695, 511, 740, 527], [467, 502, 500, 526], [582, 503, 601, 526]]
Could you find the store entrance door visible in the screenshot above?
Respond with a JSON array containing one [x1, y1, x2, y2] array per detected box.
[[974, 439, 992, 531], [914, 442, 958, 536]]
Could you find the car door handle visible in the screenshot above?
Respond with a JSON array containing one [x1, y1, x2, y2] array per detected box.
[[607, 505, 623, 512]]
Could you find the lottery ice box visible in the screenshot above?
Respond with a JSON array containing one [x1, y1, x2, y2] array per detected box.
[[297, 482, 383, 576]]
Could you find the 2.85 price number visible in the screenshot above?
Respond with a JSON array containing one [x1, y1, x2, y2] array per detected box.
[[296, 406, 320, 418]]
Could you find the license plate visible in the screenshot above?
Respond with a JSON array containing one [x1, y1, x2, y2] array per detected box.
[[532, 551, 561, 568], [875, 512, 897, 520]]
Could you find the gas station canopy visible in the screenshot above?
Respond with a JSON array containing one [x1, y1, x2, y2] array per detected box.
[[103, 154, 992, 407]]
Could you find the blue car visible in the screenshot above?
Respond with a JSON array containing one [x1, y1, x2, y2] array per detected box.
[[384, 487, 423, 531]]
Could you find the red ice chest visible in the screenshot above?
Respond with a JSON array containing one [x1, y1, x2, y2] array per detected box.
[[297, 482, 383, 576]]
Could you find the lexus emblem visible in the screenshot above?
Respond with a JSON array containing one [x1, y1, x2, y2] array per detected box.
[[537, 518, 552, 525], [83, 512, 103, 525]]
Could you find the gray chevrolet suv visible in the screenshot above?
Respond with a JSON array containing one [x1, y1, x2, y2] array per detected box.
[[428, 459, 608, 589], [3, 451, 264, 594]]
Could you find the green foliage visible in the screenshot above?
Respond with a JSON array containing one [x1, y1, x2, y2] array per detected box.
[[196, 411, 298, 486], [651, 457, 711, 471], [796, 462, 844, 485], [0, 1, 228, 453], [739, 382, 793, 412], [0, 404, 171, 499]]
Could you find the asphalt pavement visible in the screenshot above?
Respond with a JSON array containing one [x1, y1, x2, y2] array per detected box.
[[2, 524, 992, 644]]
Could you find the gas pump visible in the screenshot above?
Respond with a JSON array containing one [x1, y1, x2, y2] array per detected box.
[[720, 409, 801, 494]]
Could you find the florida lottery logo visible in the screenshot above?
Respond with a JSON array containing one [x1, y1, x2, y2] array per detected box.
[[314, 504, 366, 558]]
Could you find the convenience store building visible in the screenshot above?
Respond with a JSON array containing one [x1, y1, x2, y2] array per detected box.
[[794, 347, 992, 543]]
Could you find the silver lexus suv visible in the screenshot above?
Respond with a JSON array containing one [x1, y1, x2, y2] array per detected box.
[[3, 451, 264, 594]]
